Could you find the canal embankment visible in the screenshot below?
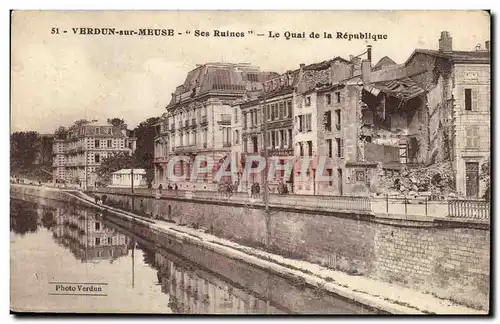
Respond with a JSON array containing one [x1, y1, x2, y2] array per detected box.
[[10, 184, 489, 314]]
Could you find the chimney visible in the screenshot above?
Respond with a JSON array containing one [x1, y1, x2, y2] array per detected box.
[[485, 41, 490, 52], [367, 45, 372, 61], [350, 56, 362, 76], [299, 63, 305, 69], [439, 31, 453, 52], [361, 60, 371, 83]]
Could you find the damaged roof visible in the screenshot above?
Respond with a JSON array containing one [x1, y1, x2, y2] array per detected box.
[[405, 49, 490, 65], [366, 76, 426, 101]]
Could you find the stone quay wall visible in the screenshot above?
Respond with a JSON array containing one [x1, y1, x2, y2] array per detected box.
[[10, 184, 490, 310]]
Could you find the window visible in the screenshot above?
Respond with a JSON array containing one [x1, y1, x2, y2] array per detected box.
[[299, 143, 304, 156], [234, 130, 240, 144], [304, 114, 312, 132], [254, 109, 258, 125], [279, 102, 285, 120], [307, 141, 313, 156], [336, 92, 341, 103], [95, 153, 100, 163], [326, 93, 332, 105], [356, 170, 365, 181], [107, 128, 112, 135], [287, 100, 292, 118], [270, 104, 276, 120], [336, 138, 343, 158], [466, 126, 479, 148], [108, 237, 112, 245], [265, 104, 271, 120], [324, 111, 332, 131], [335, 109, 341, 130], [327, 139, 333, 158], [95, 128, 100, 134], [234, 108, 238, 123], [271, 131, 276, 148], [107, 139, 112, 147], [95, 237, 100, 246], [327, 169, 333, 186], [297, 116, 303, 132], [95, 140, 99, 148], [464, 89, 472, 111], [95, 222, 100, 230], [305, 96, 311, 106], [193, 130, 197, 144], [243, 113, 248, 128], [280, 130, 285, 148]]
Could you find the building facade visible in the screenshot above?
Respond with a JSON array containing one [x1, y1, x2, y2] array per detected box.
[[153, 62, 277, 191], [52, 120, 137, 189]]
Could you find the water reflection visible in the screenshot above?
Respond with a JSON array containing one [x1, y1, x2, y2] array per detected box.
[[10, 197, 375, 314], [152, 251, 282, 314], [52, 207, 129, 263]]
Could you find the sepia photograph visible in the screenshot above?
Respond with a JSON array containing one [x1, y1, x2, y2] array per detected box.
[[9, 10, 491, 315]]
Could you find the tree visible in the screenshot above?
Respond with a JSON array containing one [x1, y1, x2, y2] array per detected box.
[[480, 157, 490, 201], [132, 117, 160, 186], [10, 131, 41, 172], [96, 152, 136, 184], [73, 119, 90, 127], [107, 118, 127, 129], [54, 126, 68, 140]]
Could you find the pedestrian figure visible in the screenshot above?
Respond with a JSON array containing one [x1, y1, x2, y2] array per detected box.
[[94, 196, 100, 204], [101, 194, 107, 205], [158, 184, 163, 194], [174, 184, 178, 196]]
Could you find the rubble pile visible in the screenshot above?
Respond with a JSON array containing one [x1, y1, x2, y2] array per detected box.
[[377, 162, 456, 199]]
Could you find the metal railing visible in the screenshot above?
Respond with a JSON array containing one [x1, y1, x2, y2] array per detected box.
[[85, 187, 490, 219], [89, 187, 373, 213], [448, 199, 490, 220], [372, 195, 448, 217]]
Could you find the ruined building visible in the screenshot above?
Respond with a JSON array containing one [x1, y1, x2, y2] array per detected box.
[[314, 31, 490, 198]]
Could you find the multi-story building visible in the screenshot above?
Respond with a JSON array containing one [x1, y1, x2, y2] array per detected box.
[[404, 31, 490, 198], [153, 62, 277, 191], [312, 31, 490, 198], [52, 120, 137, 189]]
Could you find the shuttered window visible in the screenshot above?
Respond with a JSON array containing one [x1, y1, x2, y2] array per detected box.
[[466, 126, 479, 148]]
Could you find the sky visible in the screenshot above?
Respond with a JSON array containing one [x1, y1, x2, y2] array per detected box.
[[10, 10, 490, 134]]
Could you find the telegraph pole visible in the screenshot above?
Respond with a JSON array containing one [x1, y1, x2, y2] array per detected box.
[[131, 168, 135, 211], [260, 92, 271, 248], [261, 94, 269, 213]]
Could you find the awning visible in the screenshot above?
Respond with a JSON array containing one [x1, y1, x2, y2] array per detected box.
[[366, 77, 426, 102]]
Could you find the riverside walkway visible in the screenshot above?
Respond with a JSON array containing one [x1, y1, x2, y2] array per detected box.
[[88, 186, 490, 220]]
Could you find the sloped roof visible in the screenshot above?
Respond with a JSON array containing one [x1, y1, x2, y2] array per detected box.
[[373, 56, 397, 70], [405, 49, 490, 65], [303, 56, 351, 71], [168, 63, 274, 108], [367, 77, 426, 101]]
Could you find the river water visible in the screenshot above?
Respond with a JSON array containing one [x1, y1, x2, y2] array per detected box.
[[10, 197, 379, 314]]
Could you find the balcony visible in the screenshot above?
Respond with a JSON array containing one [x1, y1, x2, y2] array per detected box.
[[200, 115, 208, 125]]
